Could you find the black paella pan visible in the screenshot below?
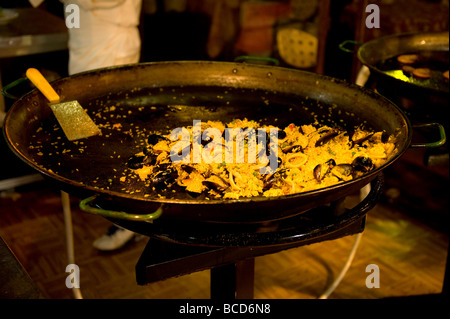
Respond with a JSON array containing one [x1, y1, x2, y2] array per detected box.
[[340, 31, 449, 116], [2, 61, 443, 223]]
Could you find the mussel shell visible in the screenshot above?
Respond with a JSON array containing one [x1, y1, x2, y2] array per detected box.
[[143, 145, 153, 155], [263, 176, 276, 190], [351, 132, 374, 146], [203, 174, 229, 191], [277, 129, 287, 140], [313, 159, 336, 182], [181, 164, 197, 174], [149, 163, 178, 189], [315, 128, 341, 147], [178, 144, 192, 156], [143, 154, 157, 166], [313, 164, 322, 182], [351, 156, 374, 178], [330, 164, 353, 180], [263, 168, 287, 190], [282, 144, 303, 153], [277, 157, 282, 167], [326, 159, 336, 167], [127, 155, 146, 169], [201, 135, 213, 147]]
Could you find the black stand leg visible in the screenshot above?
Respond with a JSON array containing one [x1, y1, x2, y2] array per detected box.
[[442, 239, 449, 295], [210, 258, 255, 299]]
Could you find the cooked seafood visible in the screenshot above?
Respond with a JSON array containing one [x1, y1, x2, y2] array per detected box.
[[124, 118, 397, 199]]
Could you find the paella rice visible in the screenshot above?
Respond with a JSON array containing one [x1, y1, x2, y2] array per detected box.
[[126, 118, 398, 199]]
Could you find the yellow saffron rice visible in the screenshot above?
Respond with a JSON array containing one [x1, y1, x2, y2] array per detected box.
[[129, 118, 397, 199]]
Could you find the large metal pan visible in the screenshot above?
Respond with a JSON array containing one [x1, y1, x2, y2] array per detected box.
[[2, 61, 438, 223], [340, 31, 449, 118]]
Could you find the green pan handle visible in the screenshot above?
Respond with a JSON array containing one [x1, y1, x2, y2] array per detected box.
[[410, 123, 446, 148], [1, 77, 28, 100], [79, 195, 163, 223], [338, 40, 363, 53], [234, 56, 280, 66]]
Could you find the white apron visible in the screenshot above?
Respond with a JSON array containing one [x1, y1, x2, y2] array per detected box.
[[63, 0, 142, 75]]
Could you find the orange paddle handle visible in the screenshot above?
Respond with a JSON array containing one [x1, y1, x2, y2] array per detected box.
[[26, 68, 60, 103]]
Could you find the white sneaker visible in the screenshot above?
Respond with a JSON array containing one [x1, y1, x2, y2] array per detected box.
[[93, 225, 137, 251]]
